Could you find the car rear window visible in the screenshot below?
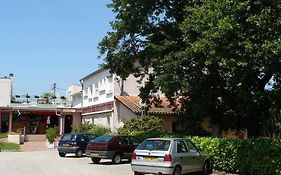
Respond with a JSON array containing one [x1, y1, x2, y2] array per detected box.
[[137, 140, 171, 151], [61, 134, 76, 141], [93, 135, 114, 143]]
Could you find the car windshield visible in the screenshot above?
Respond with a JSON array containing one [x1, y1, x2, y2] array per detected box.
[[93, 135, 114, 143], [61, 134, 76, 141], [137, 140, 171, 151]]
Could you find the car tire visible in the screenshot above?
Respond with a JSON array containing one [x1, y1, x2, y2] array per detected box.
[[112, 153, 122, 164], [59, 152, 66, 157], [202, 161, 211, 175], [134, 172, 144, 175], [172, 166, 181, 175], [91, 157, 101, 164], [76, 150, 83, 158]]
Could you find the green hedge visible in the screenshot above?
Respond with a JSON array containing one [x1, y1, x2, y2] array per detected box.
[[129, 131, 281, 175], [72, 123, 111, 136]]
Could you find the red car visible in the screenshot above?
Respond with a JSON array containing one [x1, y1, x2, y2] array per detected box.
[[86, 135, 141, 164]]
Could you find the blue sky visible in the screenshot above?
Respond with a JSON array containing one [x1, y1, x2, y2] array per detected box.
[[0, 0, 114, 96]]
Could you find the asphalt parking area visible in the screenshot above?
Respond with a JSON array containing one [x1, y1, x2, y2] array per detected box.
[[0, 150, 132, 175]]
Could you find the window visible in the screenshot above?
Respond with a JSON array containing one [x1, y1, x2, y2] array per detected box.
[[119, 137, 130, 145], [130, 137, 141, 146], [184, 140, 198, 152], [177, 140, 188, 153], [137, 140, 171, 151]]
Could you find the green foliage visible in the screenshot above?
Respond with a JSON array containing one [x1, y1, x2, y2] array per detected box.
[[88, 125, 111, 136], [117, 115, 165, 135], [100, 0, 281, 138], [0, 142, 20, 151], [188, 137, 281, 175], [46, 127, 59, 143], [0, 133, 8, 139], [130, 131, 171, 142], [237, 139, 281, 175], [72, 123, 111, 136], [72, 123, 95, 133]]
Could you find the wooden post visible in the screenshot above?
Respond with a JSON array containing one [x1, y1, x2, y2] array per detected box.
[[0, 112, 2, 132], [8, 111, 13, 132]]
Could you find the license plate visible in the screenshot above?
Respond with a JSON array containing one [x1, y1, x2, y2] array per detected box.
[[144, 157, 157, 161], [91, 153, 99, 156], [63, 144, 69, 147]]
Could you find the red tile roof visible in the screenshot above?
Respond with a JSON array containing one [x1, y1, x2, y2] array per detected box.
[[115, 96, 176, 115]]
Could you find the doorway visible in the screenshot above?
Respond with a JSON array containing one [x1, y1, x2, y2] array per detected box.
[[64, 115, 73, 133], [1, 112, 9, 133]]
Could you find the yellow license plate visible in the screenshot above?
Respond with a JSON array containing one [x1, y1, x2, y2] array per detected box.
[[63, 144, 69, 147], [91, 153, 98, 156], [144, 157, 157, 161]]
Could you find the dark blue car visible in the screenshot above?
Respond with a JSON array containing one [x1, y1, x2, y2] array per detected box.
[[58, 133, 97, 157]]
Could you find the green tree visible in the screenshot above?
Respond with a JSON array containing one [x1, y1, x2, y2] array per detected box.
[[99, 0, 281, 137]]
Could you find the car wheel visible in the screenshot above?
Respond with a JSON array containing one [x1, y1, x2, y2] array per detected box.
[[172, 166, 181, 175], [202, 161, 211, 175], [134, 172, 144, 175], [59, 152, 66, 157], [112, 154, 122, 164], [91, 157, 101, 164], [76, 150, 83, 158]]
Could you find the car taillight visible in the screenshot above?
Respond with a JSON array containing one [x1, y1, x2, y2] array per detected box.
[[164, 154, 173, 162], [132, 152, 136, 160], [72, 142, 78, 146]]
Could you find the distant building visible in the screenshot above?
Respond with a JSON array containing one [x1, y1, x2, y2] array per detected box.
[[0, 73, 13, 107], [67, 85, 82, 108], [0, 74, 81, 140]]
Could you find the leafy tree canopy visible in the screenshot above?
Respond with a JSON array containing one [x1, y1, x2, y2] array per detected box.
[[99, 0, 281, 137]]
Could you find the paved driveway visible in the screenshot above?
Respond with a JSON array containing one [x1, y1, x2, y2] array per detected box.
[[0, 150, 132, 175]]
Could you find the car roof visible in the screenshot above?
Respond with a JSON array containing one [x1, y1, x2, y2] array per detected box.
[[146, 138, 186, 141], [62, 132, 95, 135]]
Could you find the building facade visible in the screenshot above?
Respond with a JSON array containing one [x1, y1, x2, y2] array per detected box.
[[80, 68, 177, 132]]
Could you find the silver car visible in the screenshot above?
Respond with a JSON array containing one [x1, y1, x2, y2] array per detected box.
[[131, 138, 212, 175]]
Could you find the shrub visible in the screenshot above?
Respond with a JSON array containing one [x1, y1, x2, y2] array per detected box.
[[88, 125, 111, 136], [46, 126, 59, 143], [130, 131, 171, 141], [237, 138, 281, 175], [72, 122, 94, 132], [72, 123, 111, 136], [118, 115, 165, 135]]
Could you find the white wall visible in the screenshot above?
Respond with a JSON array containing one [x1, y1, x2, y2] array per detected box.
[[114, 74, 144, 96], [0, 78, 12, 106], [82, 69, 114, 107], [82, 111, 113, 129], [113, 100, 137, 131]]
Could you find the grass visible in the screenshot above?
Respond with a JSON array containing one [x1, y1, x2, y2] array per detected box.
[[0, 142, 20, 151], [0, 133, 8, 139]]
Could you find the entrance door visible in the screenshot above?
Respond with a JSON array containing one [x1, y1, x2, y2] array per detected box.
[[64, 115, 73, 133], [1, 112, 9, 133]]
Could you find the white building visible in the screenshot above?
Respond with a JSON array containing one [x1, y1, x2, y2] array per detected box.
[[80, 68, 146, 131], [79, 68, 177, 132], [0, 74, 13, 107], [67, 85, 82, 108]]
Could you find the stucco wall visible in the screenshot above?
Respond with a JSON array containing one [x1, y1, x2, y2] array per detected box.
[[82, 111, 113, 129], [0, 78, 12, 106], [72, 113, 81, 127]]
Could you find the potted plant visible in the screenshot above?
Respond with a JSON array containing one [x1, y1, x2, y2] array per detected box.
[[46, 127, 59, 149]]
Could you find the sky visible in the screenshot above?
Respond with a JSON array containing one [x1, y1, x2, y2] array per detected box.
[[0, 0, 115, 96]]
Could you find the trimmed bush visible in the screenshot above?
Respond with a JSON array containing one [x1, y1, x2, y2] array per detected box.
[[46, 126, 59, 143], [118, 115, 165, 135], [237, 139, 281, 175], [72, 123, 111, 136]]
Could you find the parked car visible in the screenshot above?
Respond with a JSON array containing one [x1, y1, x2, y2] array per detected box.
[[86, 135, 141, 164], [131, 138, 212, 175], [58, 132, 97, 157]]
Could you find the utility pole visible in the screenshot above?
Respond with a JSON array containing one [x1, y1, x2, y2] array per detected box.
[[53, 83, 57, 97]]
